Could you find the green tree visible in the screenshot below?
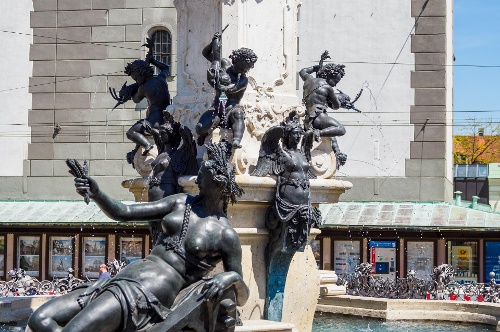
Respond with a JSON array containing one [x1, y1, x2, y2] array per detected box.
[[454, 118, 500, 164]]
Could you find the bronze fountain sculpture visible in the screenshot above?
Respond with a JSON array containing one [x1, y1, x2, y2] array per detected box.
[[146, 112, 198, 203], [27, 16, 355, 328], [28, 142, 248, 332], [146, 112, 199, 244]]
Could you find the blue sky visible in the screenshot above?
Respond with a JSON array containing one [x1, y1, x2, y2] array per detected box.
[[453, 0, 500, 132]]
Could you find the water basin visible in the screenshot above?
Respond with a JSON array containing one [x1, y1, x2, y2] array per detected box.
[[0, 324, 26, 332], [313, 312, 494, 331]]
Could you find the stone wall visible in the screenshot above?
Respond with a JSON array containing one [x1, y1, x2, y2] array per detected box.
[[0, 0, 453, 203], [0, 0, 32, 177], [297, 0, 454, 202], [4, 0, 177, 200], [406, 0, 454, 202]]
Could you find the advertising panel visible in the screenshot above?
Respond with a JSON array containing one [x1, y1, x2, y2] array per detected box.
[[448, 241, 478, 283], [485, 241, 500, 282], [333, 240, 360, 276], [369, 241, 396, 279], [406, 241, 434, 280], [49, 236, 74, 277], [0, 236, 4, 277], [119, 237, 143, 264], [18, 236, 41, 277], [82, 237, 106, 279]]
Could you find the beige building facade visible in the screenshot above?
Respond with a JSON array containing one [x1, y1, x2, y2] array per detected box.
[[0, 0, 453, 203], [297, 0, 454, 202], [0, 0, 456, 294]]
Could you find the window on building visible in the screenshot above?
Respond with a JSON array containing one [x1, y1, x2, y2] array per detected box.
[[454, 164, 490, 204], [455, 164, 489, 178], [478, 164, 488, 177], [17, 236, 41, 277], [151, 29, 172, 75], [406, 241, 434, 280], [333, 240, 361, 276], [49, 236, 74, 278], [0, 235, 4, 279], [82, 236, 107, 279], [447, 240, 478, 283], [456, 164, 467, 177]]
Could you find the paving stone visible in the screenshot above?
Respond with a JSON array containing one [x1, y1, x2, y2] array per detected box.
[[57, 10, 107, 27], [32, 61, 56, 77], [31, 11, 57, 28], [33, 0, 57, 11], [108, 9, 142, 25], [56, 60, 91, 76], [29, 77, 56, 93], [57, 27, 92, 43], [30, 160, 54, 176], [92, 0, 126, 9], [33, 28, 57, 44], [30, 44, 56, 61], [92, 26, 126, 43], [53, 143, 91, 159], [28, 143, 54, 159], [29, 110, 54, 126], [55, 93, 90, 109], [56, 44, 107, 60], [58, 0, 91, 10]]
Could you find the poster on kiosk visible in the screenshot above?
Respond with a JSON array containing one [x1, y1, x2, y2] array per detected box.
[[369, 241, 397, 279]]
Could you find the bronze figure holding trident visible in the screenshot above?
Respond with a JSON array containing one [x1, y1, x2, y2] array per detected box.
[[196, 25, 258, 149]]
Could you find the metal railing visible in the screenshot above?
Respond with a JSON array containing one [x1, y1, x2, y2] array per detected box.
[[336, 263, 500, 302], [0, 260, 127, 297]]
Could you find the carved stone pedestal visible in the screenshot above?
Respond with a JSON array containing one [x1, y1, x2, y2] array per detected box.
[[179, 175, 352, 332], [121, 177, 149, 202]]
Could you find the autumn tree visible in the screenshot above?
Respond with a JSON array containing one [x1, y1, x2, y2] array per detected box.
[[454, 118, 500, 164]]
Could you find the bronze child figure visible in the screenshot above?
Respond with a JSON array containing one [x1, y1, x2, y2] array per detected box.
[[147, 112, 198, 204], [147, 112, 198, 244], [28, 142, 248, 332], [300, 51, 361, 169], [110, 38, 171, 157], [196, 31, 257, 149]]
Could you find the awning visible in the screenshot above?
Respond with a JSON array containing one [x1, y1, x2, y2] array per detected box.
[[0, 200, 146, 226], [320, 202, 500, 230]]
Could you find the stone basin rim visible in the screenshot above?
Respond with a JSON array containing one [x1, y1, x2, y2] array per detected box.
[[318, 295, 500, 330]]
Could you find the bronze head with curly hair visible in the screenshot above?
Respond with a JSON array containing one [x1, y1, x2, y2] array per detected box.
[[229, 48, 258, 64], [153, 113, 181, 153], [124, 60, 154, 79], [229, 48, 258, 74], [317, 63, 345, 83]]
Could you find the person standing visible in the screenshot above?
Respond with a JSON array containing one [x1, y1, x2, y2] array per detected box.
[[98, 264, 111, 280]]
